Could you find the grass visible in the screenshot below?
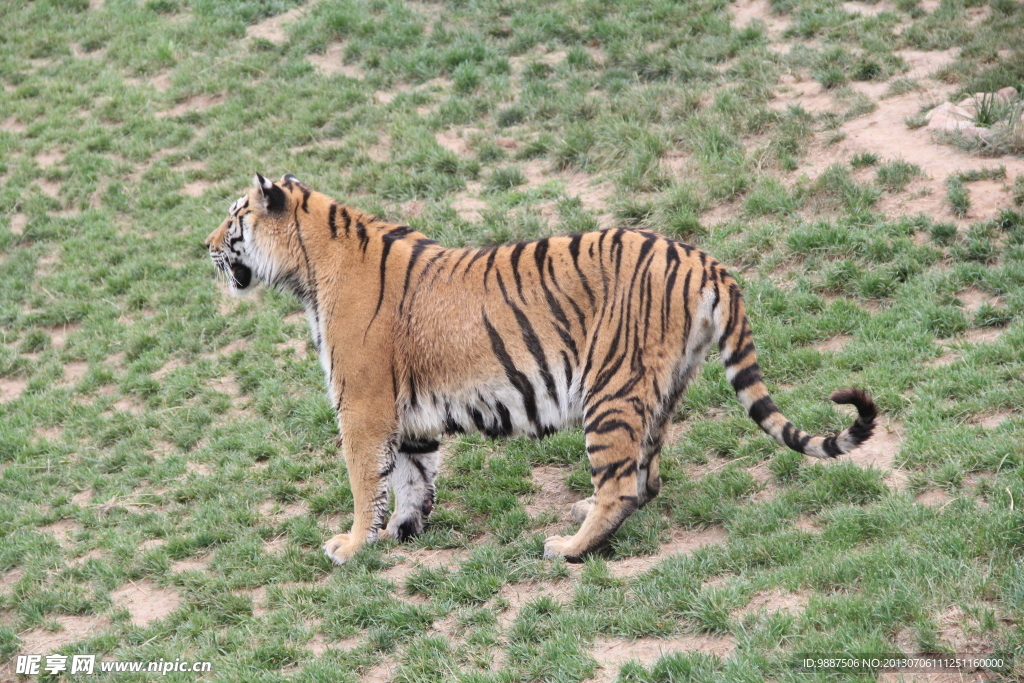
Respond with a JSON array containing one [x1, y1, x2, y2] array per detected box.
[[946, 176, 971, 217], [875, 159, 923, 192], [1, 0, 1024, 681], [849, 151, 880, 168]]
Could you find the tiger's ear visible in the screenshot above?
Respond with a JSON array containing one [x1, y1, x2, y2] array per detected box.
[[253, 173, 287, 214], [282, 173, 300, 184]]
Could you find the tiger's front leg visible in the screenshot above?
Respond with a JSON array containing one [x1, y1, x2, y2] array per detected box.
[[543, 409, 643, 562], [323, 414, 397, 566]]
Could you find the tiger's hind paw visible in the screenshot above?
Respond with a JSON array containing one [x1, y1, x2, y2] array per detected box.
[[380, 515, 424, 542], [569, 496, 595, 524]]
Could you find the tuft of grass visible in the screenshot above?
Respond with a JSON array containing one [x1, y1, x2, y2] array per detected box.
[[904, 112, 929, 129], [973, 92, 1012, 127], [951, 166, 1006, 182], [485, 166, 527, 194], [1014, 175, 1024, 206], [884, 77, 921, 98], [875, 159, 923, 192], [929, 221, 958, 244], [850, 151, 879, 168], [945, 176, 970, 217]]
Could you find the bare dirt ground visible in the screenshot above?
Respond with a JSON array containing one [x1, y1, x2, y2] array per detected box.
[[715, 6, 1024, 231], [591, 634, 736, 682]]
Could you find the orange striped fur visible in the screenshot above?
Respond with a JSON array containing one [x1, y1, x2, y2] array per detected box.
[[205, 174, 877, 563]]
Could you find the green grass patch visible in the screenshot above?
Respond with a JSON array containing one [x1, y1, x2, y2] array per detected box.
[[0, 0, 1022, 679]]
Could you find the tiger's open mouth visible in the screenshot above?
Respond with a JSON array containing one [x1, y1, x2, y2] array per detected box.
[[230, 263, 252, 289]]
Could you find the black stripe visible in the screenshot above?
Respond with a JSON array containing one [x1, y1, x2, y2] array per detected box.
[[560, 277, 588, 334], [469, 407, 488, 433], [510, 242, 528, 301], [400, 438, 440, 454], [661, 245, 680, 342], [747, 396, 777, 425], [821, 435, 842, 457], [328, 203, 338, 238], [584, 407, 624, 433], [539, 260, 576, 357], [589, 420, 637, 440], [496, 272, 560, 407], [587, 374, 645, 415], [448, 249, 472, 280], [463, 246, 494, 278], [418, 248, 449, 291], [408, 372, 418, 408], [568, 233, 596, 306], [708, 276, 720, 313], [339, 207, 352, 236], [356, 221, 368, 252], [399, 238, 432, 313], [483, 248, 499, 289], [496, 401, 513, 435], [533, 237, 550, 278], [482, 312, 541, 430], [726, 338, 756, 367], [370, 227, 405, 324], [591, 457, 629, 477], [587, 322, 627, 399], [719, 284, 742, 351], [681, 269, 692, 342], [781, 422, 805, 453], [729, 364, 763, 393], [407, 456, 429, 487], [595, 458, 629, 487], [389, 226, 414, 239], [289, 203, 319, 312]]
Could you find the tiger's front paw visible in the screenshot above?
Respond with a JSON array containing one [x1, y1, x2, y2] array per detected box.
[[323, 533, 360, 566], [543, 535, 583, 562]]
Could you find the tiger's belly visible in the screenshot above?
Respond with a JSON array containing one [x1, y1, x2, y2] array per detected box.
[[399, 377, 584, 440]]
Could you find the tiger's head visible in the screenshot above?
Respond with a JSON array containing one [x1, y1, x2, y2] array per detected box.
[[205, 173, 307, 297]]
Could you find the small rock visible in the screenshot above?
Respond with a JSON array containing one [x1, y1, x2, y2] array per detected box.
[[956, 97, 977, 116], [926, 112, 973, 131], [925, 101, 972, 124], [996, 86, 1018, 102], [958, 124, 987, 140]]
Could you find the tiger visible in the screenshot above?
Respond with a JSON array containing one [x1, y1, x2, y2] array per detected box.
[[205, 173, 877, 565]]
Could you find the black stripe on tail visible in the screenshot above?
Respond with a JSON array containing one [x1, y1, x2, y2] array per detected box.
[[829, 387, 877, 447]]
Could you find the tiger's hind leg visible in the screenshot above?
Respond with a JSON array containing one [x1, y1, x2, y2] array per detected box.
[[637, 418, 668, 508], [379, 438, 440, 542], [543, 407, 643, 562], [568, 415, 667, 524]]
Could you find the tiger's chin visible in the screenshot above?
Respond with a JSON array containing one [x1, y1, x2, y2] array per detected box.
[[228, 263, 254, 295]]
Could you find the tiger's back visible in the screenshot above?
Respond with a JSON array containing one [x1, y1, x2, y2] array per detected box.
[[395, 230, 721, 440], [206, 174, 877, 564]]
